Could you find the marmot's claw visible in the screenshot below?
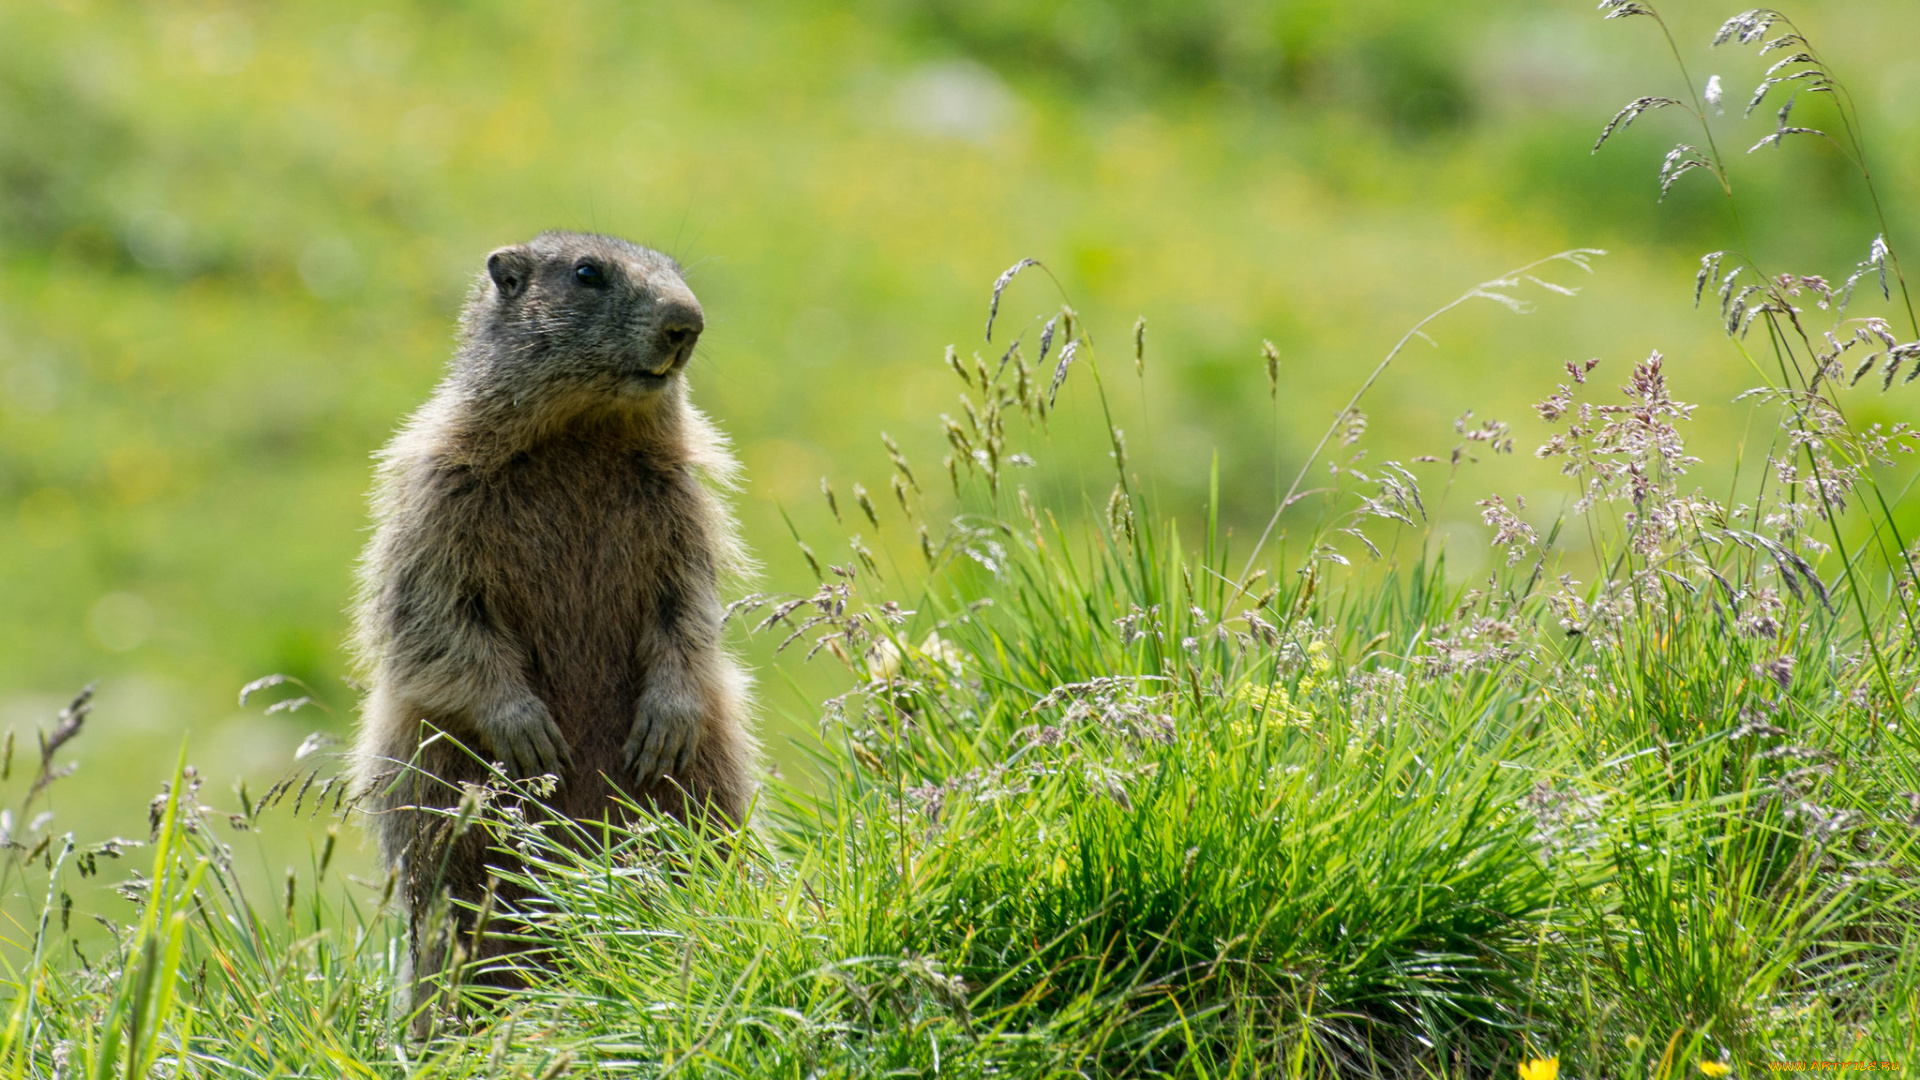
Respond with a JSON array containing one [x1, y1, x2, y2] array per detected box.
[[623, 699, 702, 784], [675, 729, 701, 776], [482, 696, 573, 783], [622, 724, 678, 784]]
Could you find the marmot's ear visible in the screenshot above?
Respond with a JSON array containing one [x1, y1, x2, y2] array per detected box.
[[486, 246, 534, 299]]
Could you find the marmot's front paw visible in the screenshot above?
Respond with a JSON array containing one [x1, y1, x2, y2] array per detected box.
[[623, 685, 703, 784], [477, 694, 573, 781]]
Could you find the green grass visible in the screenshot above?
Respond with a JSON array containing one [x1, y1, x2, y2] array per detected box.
[[3, 1, 1920, 1075]]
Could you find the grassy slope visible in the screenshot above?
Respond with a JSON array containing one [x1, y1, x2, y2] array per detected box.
[[5, 252, 1919, 1073]]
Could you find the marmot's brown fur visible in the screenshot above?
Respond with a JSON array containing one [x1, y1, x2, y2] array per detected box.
[[348, 230, 756, 999]]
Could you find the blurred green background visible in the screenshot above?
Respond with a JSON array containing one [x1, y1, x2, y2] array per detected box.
[[1, 0, 1916, 872]]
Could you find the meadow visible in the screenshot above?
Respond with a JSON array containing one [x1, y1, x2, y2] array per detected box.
[[2, 0, 1920, 1074]]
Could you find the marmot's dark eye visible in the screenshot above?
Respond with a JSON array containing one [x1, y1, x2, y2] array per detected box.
[[574, 262, 607, 288]]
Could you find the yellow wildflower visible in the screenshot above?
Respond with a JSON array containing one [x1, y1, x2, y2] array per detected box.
[[1236, 682, 1288, 712], [1306, 639, 1333, 674], [1518, 1057, 1559, 1080], [1698, 1063, 1731, 1078], [1231, 682, 1313, 738]]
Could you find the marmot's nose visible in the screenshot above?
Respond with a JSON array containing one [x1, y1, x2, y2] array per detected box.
[[656, 298, 704, 355]]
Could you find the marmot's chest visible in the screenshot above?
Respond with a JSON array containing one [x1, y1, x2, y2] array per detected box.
[[470, 442, 703, 640]]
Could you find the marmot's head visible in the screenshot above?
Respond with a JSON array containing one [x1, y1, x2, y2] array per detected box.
[[459, 231, 703, 410]]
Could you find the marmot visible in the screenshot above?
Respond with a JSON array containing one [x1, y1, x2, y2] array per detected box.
[[348, 230, 756, 999]]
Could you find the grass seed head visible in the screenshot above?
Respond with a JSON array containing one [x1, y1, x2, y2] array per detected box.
[[985, 257, 1038, 342], [1049, 340, 1078, 406], [1598, 0, 1656, 19], [1018, 486, 1045, 547], [882, 432, 919, 491], [850, 536, 879, 576], [1593, 96, 1682, 153], [945, 344, 970, 387], [852, 482, 880, 529], [1657, 144, 1714, 199], [1714, 9, 1781, 47], [1106, 485, 1133, 544], [1340, 408, 1367, 446]]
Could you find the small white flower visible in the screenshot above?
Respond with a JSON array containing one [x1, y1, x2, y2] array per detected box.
[[918, 632, 965, 673], [865, 638, 902, 680], [1705, 74, 1724, 113]]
